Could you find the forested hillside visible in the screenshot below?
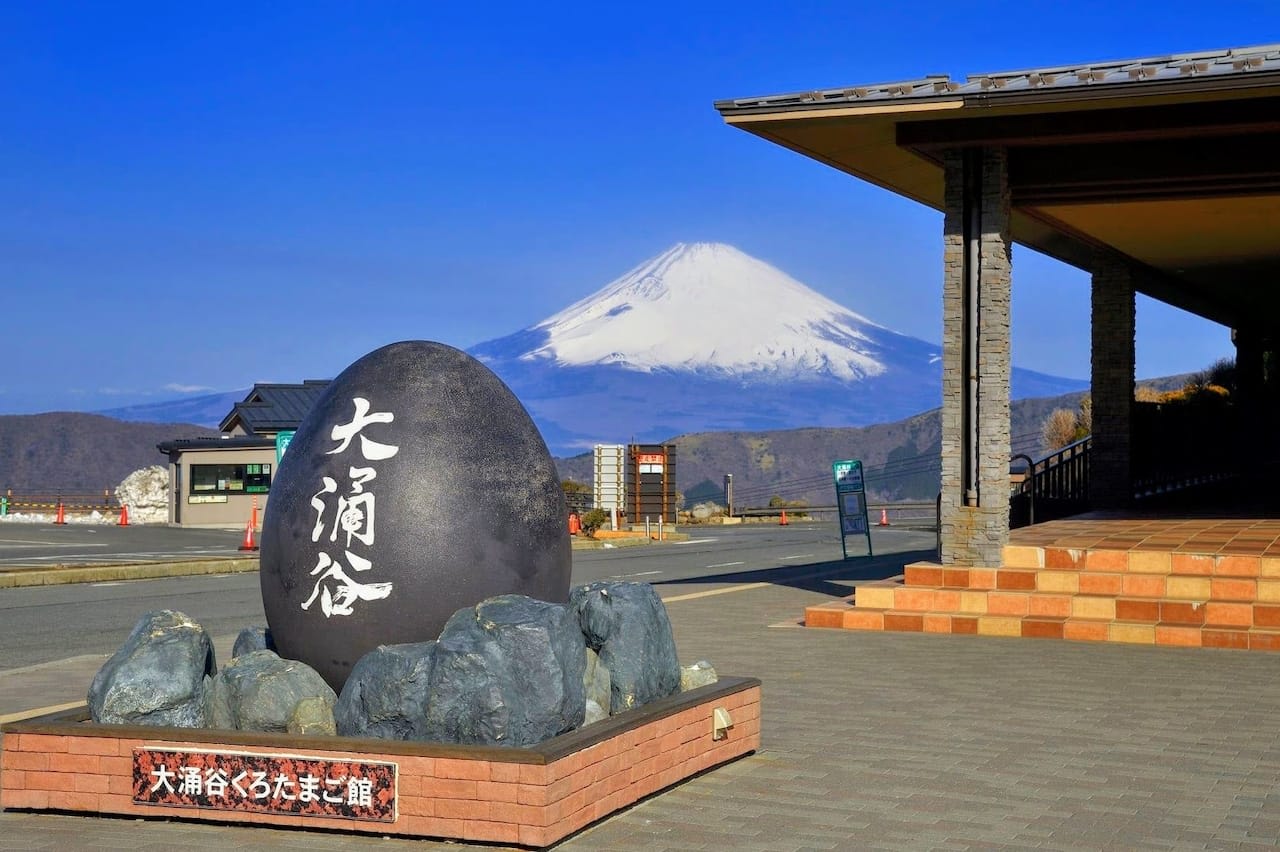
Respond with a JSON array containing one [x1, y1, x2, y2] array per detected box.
[[0, 413, 218, 493], [556, 390, 1098, 508]]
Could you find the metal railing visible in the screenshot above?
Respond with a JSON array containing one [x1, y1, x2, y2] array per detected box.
[[735, 501, 939, 525], [1, 490, 120, 516], [1010, 436, 1092, 528]]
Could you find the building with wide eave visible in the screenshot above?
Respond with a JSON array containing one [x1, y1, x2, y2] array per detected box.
[[717, 44, 1280, 649], [157, 381, 329, 527]]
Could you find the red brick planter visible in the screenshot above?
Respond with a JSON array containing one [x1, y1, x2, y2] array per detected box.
[[2, 677, 760, 848]]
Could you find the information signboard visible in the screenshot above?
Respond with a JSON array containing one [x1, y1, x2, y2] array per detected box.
[[832, 459, 872, 559], [276, 430, 295, 466]]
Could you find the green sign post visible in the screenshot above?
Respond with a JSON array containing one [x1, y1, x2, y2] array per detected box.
[[276, 430, 296, 466], [832, 459, 872, 559]]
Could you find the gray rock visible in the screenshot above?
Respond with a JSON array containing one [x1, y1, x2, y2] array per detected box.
[[231, 626, 274, 658], [334, 642, 437, 739], [288, 696, 338, 736], [88, 610, 216, 727], [584, 699, 608, 726], [583, 647, 611, 718], [424, 595, 586, 746], [570, 582, 680, 714], [680, 660, 718, 692], [204, 649, 336, 733]]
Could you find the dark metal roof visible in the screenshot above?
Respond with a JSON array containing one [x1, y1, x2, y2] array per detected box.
[[218, 380, 331, 434], [715, 43, 1280, 114], [157, 436, 276, 455]]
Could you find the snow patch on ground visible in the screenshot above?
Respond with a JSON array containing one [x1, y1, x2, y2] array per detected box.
[[115, 465, 170, 524]]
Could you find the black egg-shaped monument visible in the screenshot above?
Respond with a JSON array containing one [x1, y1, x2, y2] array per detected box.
[[259, 341, 571, 692]]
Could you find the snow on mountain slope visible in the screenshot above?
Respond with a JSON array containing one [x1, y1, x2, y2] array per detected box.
[[517, 242, 897, 381], [471, 242, 1086, 454]]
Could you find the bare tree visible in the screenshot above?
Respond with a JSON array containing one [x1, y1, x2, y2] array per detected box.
[[1041, 408, 1080, 453]]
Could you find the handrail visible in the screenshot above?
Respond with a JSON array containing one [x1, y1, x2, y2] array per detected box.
[[734, 501, 938, 522], [1010, 453, 1035, 526], [1010, 436, 1092, 527]]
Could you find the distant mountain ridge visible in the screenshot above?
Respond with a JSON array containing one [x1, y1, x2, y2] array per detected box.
[[554, 390, 1094, 509], [82, 242, 1086, 457], [472, 242, 1086, 454], [97, 390, 247, 428]]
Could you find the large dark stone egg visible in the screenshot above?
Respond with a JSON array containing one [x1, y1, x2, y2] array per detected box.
[[259, 341, 570, 692]]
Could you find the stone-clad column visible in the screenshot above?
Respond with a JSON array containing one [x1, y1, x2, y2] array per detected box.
[[1090, 252, 1135, 508], [940, 148, 1012, 567]]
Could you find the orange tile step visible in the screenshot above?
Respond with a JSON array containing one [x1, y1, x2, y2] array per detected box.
[[884, 573, 1280, 611], [803, 603, 1280, 651], [872, 588, 1280, 624], [999, 549, 1277, 579]]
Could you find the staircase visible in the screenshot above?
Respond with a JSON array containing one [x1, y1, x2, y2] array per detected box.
[[806, 543, 1280, 651]]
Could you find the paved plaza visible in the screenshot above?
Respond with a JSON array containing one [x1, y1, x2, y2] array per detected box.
[[4, 554, 1280, 850]]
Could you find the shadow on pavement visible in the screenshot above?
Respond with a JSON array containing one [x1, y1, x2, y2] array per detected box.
[[651, 548, 935, 598]]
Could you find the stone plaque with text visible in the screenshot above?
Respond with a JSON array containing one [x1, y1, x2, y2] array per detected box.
[[132, 747, 396, 822]]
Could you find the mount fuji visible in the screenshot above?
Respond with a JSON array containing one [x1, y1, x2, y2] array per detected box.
[[470, 242, 1086, 455]]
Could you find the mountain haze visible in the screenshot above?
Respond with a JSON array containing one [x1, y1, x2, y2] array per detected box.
[[98, 390, 246, 427], [76, 242, 1086, 459]]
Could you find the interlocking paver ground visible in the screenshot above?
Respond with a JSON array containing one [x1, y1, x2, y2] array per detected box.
[[6, 549, 1280, 849]]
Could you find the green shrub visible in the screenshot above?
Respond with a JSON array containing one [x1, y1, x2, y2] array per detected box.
[[580, 508, 610, 537]]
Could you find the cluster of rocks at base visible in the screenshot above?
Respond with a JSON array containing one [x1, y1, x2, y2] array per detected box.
[[88, 582, 717, 748]]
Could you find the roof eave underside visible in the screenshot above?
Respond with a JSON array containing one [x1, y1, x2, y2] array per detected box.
[[715, 56, 1280, 327]]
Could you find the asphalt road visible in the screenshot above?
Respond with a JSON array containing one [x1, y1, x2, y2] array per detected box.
[[0, 523, 247, 567], [0, 522, 936, 671]]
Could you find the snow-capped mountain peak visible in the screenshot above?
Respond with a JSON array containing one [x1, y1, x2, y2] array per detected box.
[[516, 242, 889, 381]]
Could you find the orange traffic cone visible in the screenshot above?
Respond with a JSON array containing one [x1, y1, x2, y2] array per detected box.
[[879, 508, 890, 526], [238, 518, 259, 552], [54, 501, 66, 525], [117, 504, 130, 526], [779, 509, 788, 526]]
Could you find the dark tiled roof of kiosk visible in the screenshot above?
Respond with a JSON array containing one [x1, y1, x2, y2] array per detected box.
[[715, 43, 1280, 112], [218, 380, 331, 434], [157, 435, 275, 454]]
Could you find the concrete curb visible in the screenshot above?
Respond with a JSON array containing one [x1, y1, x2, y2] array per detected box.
[[571, 533, 690, 550], [0, 558, 260, 588]]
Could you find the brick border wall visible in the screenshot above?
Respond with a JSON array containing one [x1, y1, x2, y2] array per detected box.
[[2, 680, 760, 848]]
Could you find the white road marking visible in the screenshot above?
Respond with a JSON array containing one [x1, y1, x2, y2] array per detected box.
[[705, 561, 745, 569], [779, 554, 816, 560], [663, 582, 770, 602], [663, 563, 861, 605], [675, 538, 718, 545], [0, 542, 108, 549], [0, 701, 87, 725]]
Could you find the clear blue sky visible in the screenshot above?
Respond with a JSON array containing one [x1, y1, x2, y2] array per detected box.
[[3, 2, 1274, 413]]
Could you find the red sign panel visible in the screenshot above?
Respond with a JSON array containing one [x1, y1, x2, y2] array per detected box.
[[636, 453, 664, 464], [133, 748, 396, 822]]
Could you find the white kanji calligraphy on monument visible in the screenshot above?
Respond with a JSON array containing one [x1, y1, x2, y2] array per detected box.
[[302, 398, 400, 619]]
